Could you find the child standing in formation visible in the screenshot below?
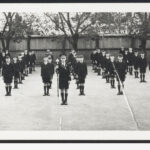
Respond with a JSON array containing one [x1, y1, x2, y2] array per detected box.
[[56, 54, 71, 105], [108, 55, 116, 89], [47, 56, 54, 91], [18, 55, 24, 84], [128, 48, 134, 75], [32, 51, 36, 71], [139, 52, 147, 83], [105, 53, 111, 83], [0, 50, 2, 75], [75, 55, 88, 96], [24, 50, 30, 76], [41, 57, 52, 96], [95, 49, 102, 76], [114, 54, 127, 95], [133, 50, 140, 78], [2, 56, 14, 96], [12, 57, 20, 89]]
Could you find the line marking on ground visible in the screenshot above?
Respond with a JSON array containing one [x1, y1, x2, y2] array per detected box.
[[122, 87, 139, 130], [112, 63, 139, 130], [59, 117, 62, 130]]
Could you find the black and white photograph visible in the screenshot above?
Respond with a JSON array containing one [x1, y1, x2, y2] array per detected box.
[[1, 3, 150, 141]]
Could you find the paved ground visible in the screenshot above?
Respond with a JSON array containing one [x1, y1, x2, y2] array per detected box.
[[0, 66, 150, 130]]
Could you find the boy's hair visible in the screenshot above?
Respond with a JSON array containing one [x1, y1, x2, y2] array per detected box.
[[5, 56, 10, 59], [118, 54, 123, 58]]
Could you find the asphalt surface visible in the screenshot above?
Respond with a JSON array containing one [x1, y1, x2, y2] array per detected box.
[[0, 67, 150, 130]]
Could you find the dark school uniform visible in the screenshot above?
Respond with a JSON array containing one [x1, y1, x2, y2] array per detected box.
[[24, 54, 30, 67], [13, 62, 20, 79], [139, 57, 147, 73], [57, 63, 71, 89], [133, 55, 140, 70], [0, 52, 2, 69], [48, 62, 55, 82], [115, 61, 127, 82], [75, 62, 88, 84], [41, 63, 51, 83], [2, 63, 14, 84], [128, 52, 134, 66]]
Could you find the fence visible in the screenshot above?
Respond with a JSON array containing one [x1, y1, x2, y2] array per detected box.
[[2, 35, 150, 63]]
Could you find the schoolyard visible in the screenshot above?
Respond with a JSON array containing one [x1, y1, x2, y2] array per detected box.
[[0, 66, 150, 130]]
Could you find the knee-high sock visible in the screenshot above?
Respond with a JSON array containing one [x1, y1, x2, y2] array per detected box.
[[118, 84, 121, 93], [140, 74, 142, 81], [82, 85, 84, 94], [143, 74, 145, 81], [61, 93, 64, 103], [65, 93, 68, 103], [47, 85, 49, 95], [5, 87, 9, 94], [9, 86, 12, 94], [44, 86, 46, 94], [80, 85, 82, 94]]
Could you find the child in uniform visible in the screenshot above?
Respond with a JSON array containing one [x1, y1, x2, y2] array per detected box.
[[75, 55, 88, 96], [2, 56, 14, 96], [56, 54, 71, 105]]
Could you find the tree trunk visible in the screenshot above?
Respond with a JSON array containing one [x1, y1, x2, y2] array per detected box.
[[72, 33, 79, 51], [140, 38, 147, 58], [6, 38, 10, 50], [62, 36, 66, 54], [27, 35, 31, 51], [1, 38, 6, 51], [141, 38, 147, 52], [95, 35, 99, 49], [131, 37, 135, 48]]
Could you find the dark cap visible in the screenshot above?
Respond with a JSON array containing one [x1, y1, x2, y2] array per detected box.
[[60, 54, 67, 59], [76, 55, 84, 58], [118, 54, 123, 58]]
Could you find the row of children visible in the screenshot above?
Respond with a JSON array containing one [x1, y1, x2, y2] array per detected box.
[[90, 48, 147, 95], [41, 50, 88, 105], [0, 50, 36, 96]]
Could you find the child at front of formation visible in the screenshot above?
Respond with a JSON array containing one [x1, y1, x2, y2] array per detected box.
[[75, 55, 88, 96], [2, 56, 14, 96], [115, 54, 127, 95], [12, 57, 20, 89], [56, 54, 71, 105], [47, 57, 54, 92], [41, 57, 51, 96], [139, 52, 147, 83]]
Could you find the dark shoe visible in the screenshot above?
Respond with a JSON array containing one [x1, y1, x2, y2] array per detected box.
[[61, 102, 65, 105], [143, 80, 147, 83], [117, 92, 123, 95], [8, 93, 11, 96], [120, 91, 123, 95], [43, 94, 47, 96], [64, 102, 68, 105]]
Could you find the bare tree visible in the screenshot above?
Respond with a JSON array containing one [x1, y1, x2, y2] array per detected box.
[[44, 12, 96, 51]]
